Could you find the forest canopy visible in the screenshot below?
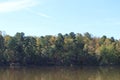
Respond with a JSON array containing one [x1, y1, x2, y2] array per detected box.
[[0, 32, 120, 66]]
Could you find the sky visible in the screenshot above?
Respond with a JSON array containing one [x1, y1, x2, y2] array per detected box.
[[0, 0, 120, 39]]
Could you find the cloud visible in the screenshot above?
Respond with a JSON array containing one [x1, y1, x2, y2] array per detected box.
[[0, 0, 52, 18], [0, 0, 38, 12], [26, 8, 51, 18], [0, 0, 51, 18], [37, 12, 51, 18]]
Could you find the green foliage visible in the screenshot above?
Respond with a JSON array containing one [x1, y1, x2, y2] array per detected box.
[[0, 31, 119, 66]]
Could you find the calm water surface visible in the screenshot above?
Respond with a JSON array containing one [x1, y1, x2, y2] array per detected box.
[[0, 66, 119, 80]]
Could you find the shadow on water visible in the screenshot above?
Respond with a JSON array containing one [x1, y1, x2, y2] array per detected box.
[[0, 66, 119, 80]]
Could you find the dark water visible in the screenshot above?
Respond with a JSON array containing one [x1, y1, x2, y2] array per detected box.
[[0, 66, 119, 80]]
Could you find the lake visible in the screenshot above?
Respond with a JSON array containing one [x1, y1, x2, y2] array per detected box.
[[0, 66, 119, 80]]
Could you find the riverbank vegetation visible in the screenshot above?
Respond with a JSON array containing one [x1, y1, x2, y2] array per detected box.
[[0, 32, 120, 66]]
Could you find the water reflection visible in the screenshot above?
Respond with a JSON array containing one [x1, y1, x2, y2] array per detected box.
[[0, 66, 119, 80]]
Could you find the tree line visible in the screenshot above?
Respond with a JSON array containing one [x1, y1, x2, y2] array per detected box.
[[0, 32, 120, 66]]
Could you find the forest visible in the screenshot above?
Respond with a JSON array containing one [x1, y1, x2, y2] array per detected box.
[[0, 32, 120, 66]]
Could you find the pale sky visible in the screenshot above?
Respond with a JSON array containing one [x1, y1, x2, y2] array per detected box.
[[0, 0, 120, 39]]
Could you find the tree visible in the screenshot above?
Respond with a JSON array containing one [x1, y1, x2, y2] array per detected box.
[[0, 31, 119, 66], [0, 34, 5, 64], [23, 36, 36, 65], [0, 34, 4, 53]]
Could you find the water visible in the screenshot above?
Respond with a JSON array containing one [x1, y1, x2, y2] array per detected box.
[[0, 66, 119, 80]]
